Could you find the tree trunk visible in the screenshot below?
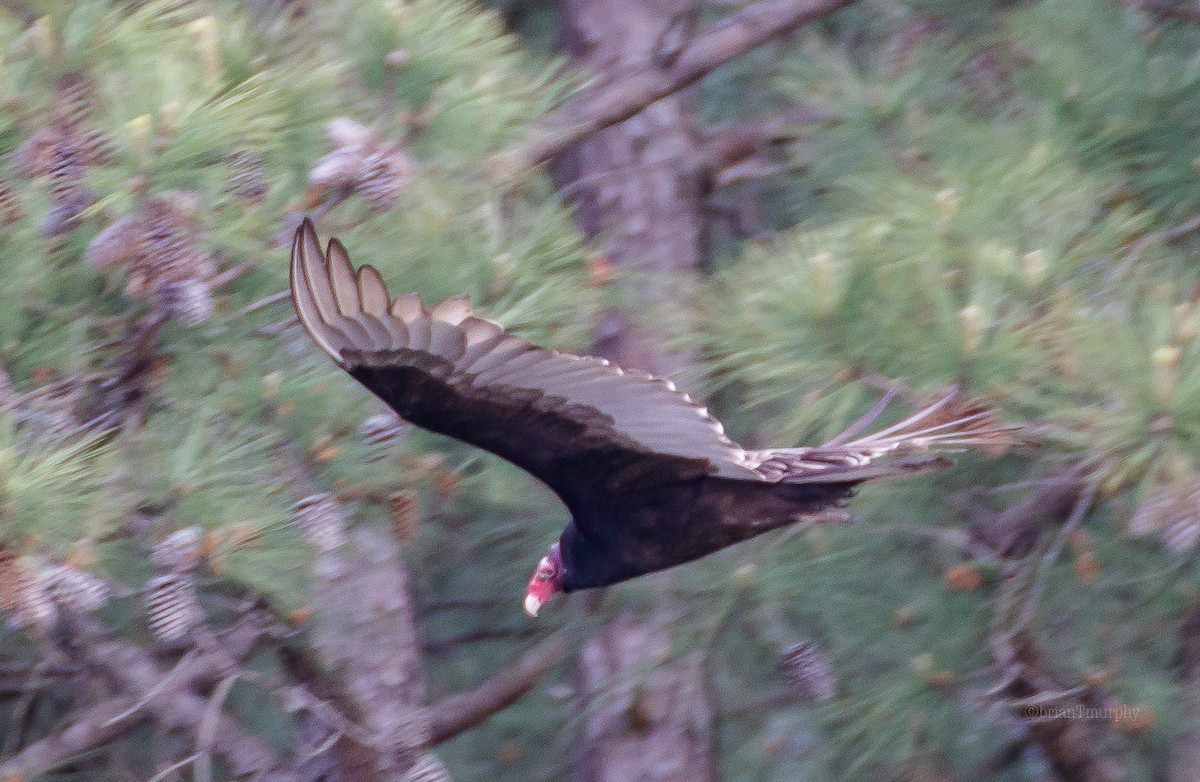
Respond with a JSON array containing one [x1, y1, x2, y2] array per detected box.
[[556, 1, 719, 780], [575, 614, 718, 782], [305, 526, 448, 782], [558, 0, 710, 375], [1170, 608, 1200, 782]]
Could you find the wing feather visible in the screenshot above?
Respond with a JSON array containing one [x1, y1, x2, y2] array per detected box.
[[290, 229, 351, 360], [474, 349, 552, 385], [461, 317, 505, 352], [298, 226, 340, 325], [428, 320, 467, 361], [325, 239, 360, 317], [463, 337, 538, 376], [379, 313, 409, 349], [356, 313, 396, 347], [357, 266, 390, 316], [406, 314, 432, 352], [430, 295, 472, 325], [390, 292, 425, 323]]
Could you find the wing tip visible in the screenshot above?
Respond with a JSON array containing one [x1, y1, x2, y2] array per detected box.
[[295, 216, 319, 261], [288, 221, 483, 363], [326, 235, 349, 261], [288, 215, 317, 307], [289, 217, 350, 364]]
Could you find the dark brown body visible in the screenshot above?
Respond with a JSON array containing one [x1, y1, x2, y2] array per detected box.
[[559, 476, 854, 591]]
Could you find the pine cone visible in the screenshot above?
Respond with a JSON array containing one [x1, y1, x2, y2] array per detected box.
[[292, 492, 348, 554], [308, 117, 415, 211], [152, 527, 203, 572], [388, 490, 421, 542], [309, 117, 373, 190], [40, 135, 95, 236], [308, 148, 362, 190], [74, 127, 117, 167], [357, 146, 413, 212], [11, 127, 58, 178], [14, 73, 111, 237], [15, 377, 82, 437], [160, 278, 214, 326], [97, 193, 218, 324], [404, 753, 451, 782], [7, 560, 57, 631], [227, 150, 269, 202], [50, 71, 95, 128], [86, 214, 142, 268], [145, 572, 203, 641], [1131, 482, 1200, 553], [42, 564, 109, 612], [139, 197, 200, 280], [40, 192, 94, 237], [47, 135, 88, 198], [779, 640, 838, 704], [0, 181, 22, 225], [361, 410, 410, 445]]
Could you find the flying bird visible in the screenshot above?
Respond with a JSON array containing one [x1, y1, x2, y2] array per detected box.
[[289, 220, 1016, 617]]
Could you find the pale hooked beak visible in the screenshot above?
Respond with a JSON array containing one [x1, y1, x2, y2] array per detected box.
[[523, 593, 543, 618]]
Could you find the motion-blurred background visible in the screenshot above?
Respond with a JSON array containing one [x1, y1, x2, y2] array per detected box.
[[0, 0, 1196, 780]]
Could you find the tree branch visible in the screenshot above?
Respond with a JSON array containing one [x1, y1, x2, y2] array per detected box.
[[702, 105, 828, 169], [0, 695, 146, 780], [1170, 607, 1200, 781], [991, 632, 1128, 782], [427, 635, 567, 745], [520, 0, 855, 166], [1134, 0, 1200, 22], [979, 480, 1128, 782], [272, 445, 449, 782], [970, 467, 1085, 558], [57, 616, 298, 782], [0, 608, 282, 780]]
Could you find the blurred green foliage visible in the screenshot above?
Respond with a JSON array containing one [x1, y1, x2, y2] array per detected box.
[[0, 0, 1199, 780], [678, 2, 1200, 779]]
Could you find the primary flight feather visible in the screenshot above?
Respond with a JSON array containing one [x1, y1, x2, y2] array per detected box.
[[289, 220, 1017, 616]]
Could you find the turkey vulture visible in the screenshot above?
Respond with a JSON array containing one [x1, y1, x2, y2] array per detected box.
[[289, 220, 1016, 617]]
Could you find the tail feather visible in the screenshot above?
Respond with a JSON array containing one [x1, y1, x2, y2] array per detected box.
[[750, 388, 1022, 485], [820, 387, 897, 448], [777, 456, 953, 485], [832, 389, 958, 445]]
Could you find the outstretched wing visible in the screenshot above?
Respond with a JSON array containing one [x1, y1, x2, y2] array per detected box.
[[289, 220, 762, 509]]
